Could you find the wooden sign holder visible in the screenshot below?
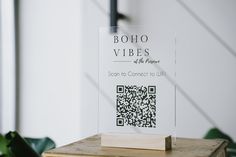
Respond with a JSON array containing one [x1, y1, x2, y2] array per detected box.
[[101, 133, 172, 151]]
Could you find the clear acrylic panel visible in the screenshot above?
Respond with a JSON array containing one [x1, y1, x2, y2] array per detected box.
[[98, 26, 176, 139]]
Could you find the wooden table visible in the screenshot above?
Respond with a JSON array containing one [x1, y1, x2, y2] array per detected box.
[[43, 134, 228, 157]]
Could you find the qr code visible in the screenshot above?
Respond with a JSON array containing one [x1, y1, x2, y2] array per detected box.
[[116, 85, 156, 128]]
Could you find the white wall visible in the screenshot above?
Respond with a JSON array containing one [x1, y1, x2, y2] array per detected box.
[[19, 0, 83, 146], [174, 0, 236, 139], [18, 0, 236, 146], [0, 0, 16, 133]]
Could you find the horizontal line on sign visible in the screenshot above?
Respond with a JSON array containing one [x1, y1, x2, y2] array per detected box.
[[112, 61, 132, 62]]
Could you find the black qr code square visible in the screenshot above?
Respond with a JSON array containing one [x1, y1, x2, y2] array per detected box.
[[116, 85, 124, 93], [116, 118, 124, 126], [116, 85, 156, 128], [148, 86, 156, 94]]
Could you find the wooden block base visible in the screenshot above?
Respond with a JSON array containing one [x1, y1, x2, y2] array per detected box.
[[101, 133, 172, 151]]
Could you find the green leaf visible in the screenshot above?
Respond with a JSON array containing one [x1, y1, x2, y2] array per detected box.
[[0, 134, 11, 157], [6, 131, 40, 157], [1, 131, 55, 157], [204, 128, 233, 142], [24, 137, 55, 155], [0, 134, 7, 156]]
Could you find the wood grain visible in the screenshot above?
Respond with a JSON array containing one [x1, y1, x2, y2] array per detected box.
[[43, 134, 228, 157]]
